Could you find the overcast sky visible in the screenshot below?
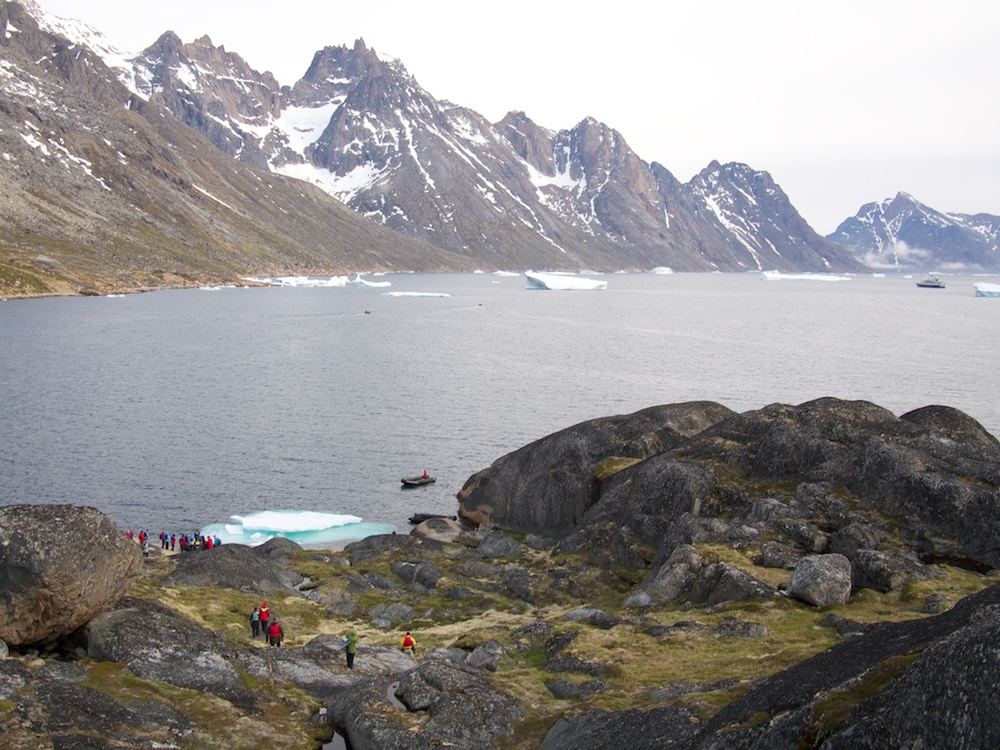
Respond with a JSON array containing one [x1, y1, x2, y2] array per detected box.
[[36, 0, 1000, 234]]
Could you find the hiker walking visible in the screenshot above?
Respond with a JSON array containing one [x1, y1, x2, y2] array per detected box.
[[268, 619, 284, 647], [345, 628, 359, 669], [259, 602, 270, 633], [250, 607, 261, 639]]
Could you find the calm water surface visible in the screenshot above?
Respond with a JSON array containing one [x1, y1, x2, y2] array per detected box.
[[1, 272, 997, 535]]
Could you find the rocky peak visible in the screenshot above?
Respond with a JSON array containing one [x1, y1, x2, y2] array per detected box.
[[829, 191, 1000, 271]]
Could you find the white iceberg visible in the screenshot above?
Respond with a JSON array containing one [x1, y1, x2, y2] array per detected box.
[[649, 266, 674, 275], [761, 271, 850, 282], [243, 275, 349, 287], [347, 274, 392, 288], [200, 509, 394, 547], [974, 283, 1000, 298], [524, 271, 608, 290]]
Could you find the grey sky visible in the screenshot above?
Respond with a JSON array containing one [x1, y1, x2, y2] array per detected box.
[[36, 0, 1000, 234]]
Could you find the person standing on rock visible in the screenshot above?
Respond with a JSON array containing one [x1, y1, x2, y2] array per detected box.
[[267, 619, 284, 647], [250, 607, 261, 639], [401, 630, 416, 658], [345, 628, 359, 669]]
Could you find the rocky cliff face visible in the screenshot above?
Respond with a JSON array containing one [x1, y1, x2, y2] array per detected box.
[[828, 191, 1000, 271]]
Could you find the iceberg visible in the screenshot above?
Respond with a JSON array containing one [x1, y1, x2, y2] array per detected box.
[[382, 291, 451, 298], [761, 271, 851, 282], [524, 271, 608, 290], [649, 266, 674, 275], [974, 283, 1000, 298], [243, 275, 350, 287], [200, 509, 394, 548], [346, 274, 392, 288]]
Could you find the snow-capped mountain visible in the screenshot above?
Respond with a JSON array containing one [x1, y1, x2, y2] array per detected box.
[[828, 192, 1000, 272], [0, 1, 464, 296], [83, 23, 860, 273]]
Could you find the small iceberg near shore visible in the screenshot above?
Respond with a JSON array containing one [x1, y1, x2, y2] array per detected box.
[[243, 275, 349, 288], [200, 509, 394, 547], [974, 282, 1000, 298], [649, 266, 674, 275], [761, 270, 851, 282], [524, 271, 608, 290]]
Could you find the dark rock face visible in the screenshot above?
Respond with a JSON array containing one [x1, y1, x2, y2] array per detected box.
[[456, 401, 736, 536], [0, 505, 141, 647], [476, 398, 1000, 585], [687, 581, 1000, 749], [540, 704, 701, 750]]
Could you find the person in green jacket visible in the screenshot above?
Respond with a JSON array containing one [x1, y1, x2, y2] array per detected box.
[[345, 628, 359, 669]]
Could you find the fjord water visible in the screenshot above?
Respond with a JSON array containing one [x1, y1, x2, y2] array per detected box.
[[1, 272, 997, 538]]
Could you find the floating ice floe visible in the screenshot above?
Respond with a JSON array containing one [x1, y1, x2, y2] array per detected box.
[[760, 271, 851, 282], [649, 267, 674, 275], [524, 271, 608, 290], [974, 283, 1000, 298], [200, 509, 394, 548]]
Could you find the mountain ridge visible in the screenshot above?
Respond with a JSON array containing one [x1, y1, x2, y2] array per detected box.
[[4, 1, 997, 298]]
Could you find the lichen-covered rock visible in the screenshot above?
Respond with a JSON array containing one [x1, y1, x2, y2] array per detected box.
[[787, 554, 852, 607], [0, 504, 141, 647], [83, 597, 255, 708]]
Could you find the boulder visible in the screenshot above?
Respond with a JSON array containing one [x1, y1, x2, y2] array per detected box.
[[850, 549, 934, 593], [83, 597, 255, 708], [564, 608, 621, 630], [161, 542, 303, 594], [0, 504, 141, 647], [786, 554, 852, 607], [625, 544, 704, 608], [331, 660, 524, 749], [456, 401, 735, 536], [477, 531, 523, 559], [411, 516, 466, 543], [688, 562, 776, 606]]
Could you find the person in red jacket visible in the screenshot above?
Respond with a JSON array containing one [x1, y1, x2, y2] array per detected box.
[[259, 602, 269, 632], [268, 619, 284, 647]]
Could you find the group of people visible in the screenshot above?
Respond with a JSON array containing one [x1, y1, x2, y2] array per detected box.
[[340, 628, 416, 669], [124, 529, 223, 556], [250, 602, 284, 646]]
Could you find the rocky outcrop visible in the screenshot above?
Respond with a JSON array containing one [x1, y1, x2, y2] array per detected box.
[[0, 504, 141, 647], [84, 597, 256, 708], [469, 399, 1000, 606], [161, 542, 305, 594], [456, 401, 736, 536], [329, 660, 525, 749]]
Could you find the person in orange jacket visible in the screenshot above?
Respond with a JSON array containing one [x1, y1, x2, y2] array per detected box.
[[259, 602, 270, 632]]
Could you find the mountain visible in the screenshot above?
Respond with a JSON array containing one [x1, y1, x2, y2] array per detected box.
[[0, 2, 469, 297], [827, 192, 1000, 272], [3, 1, 863, 297], [121, 33, 862, 274]]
